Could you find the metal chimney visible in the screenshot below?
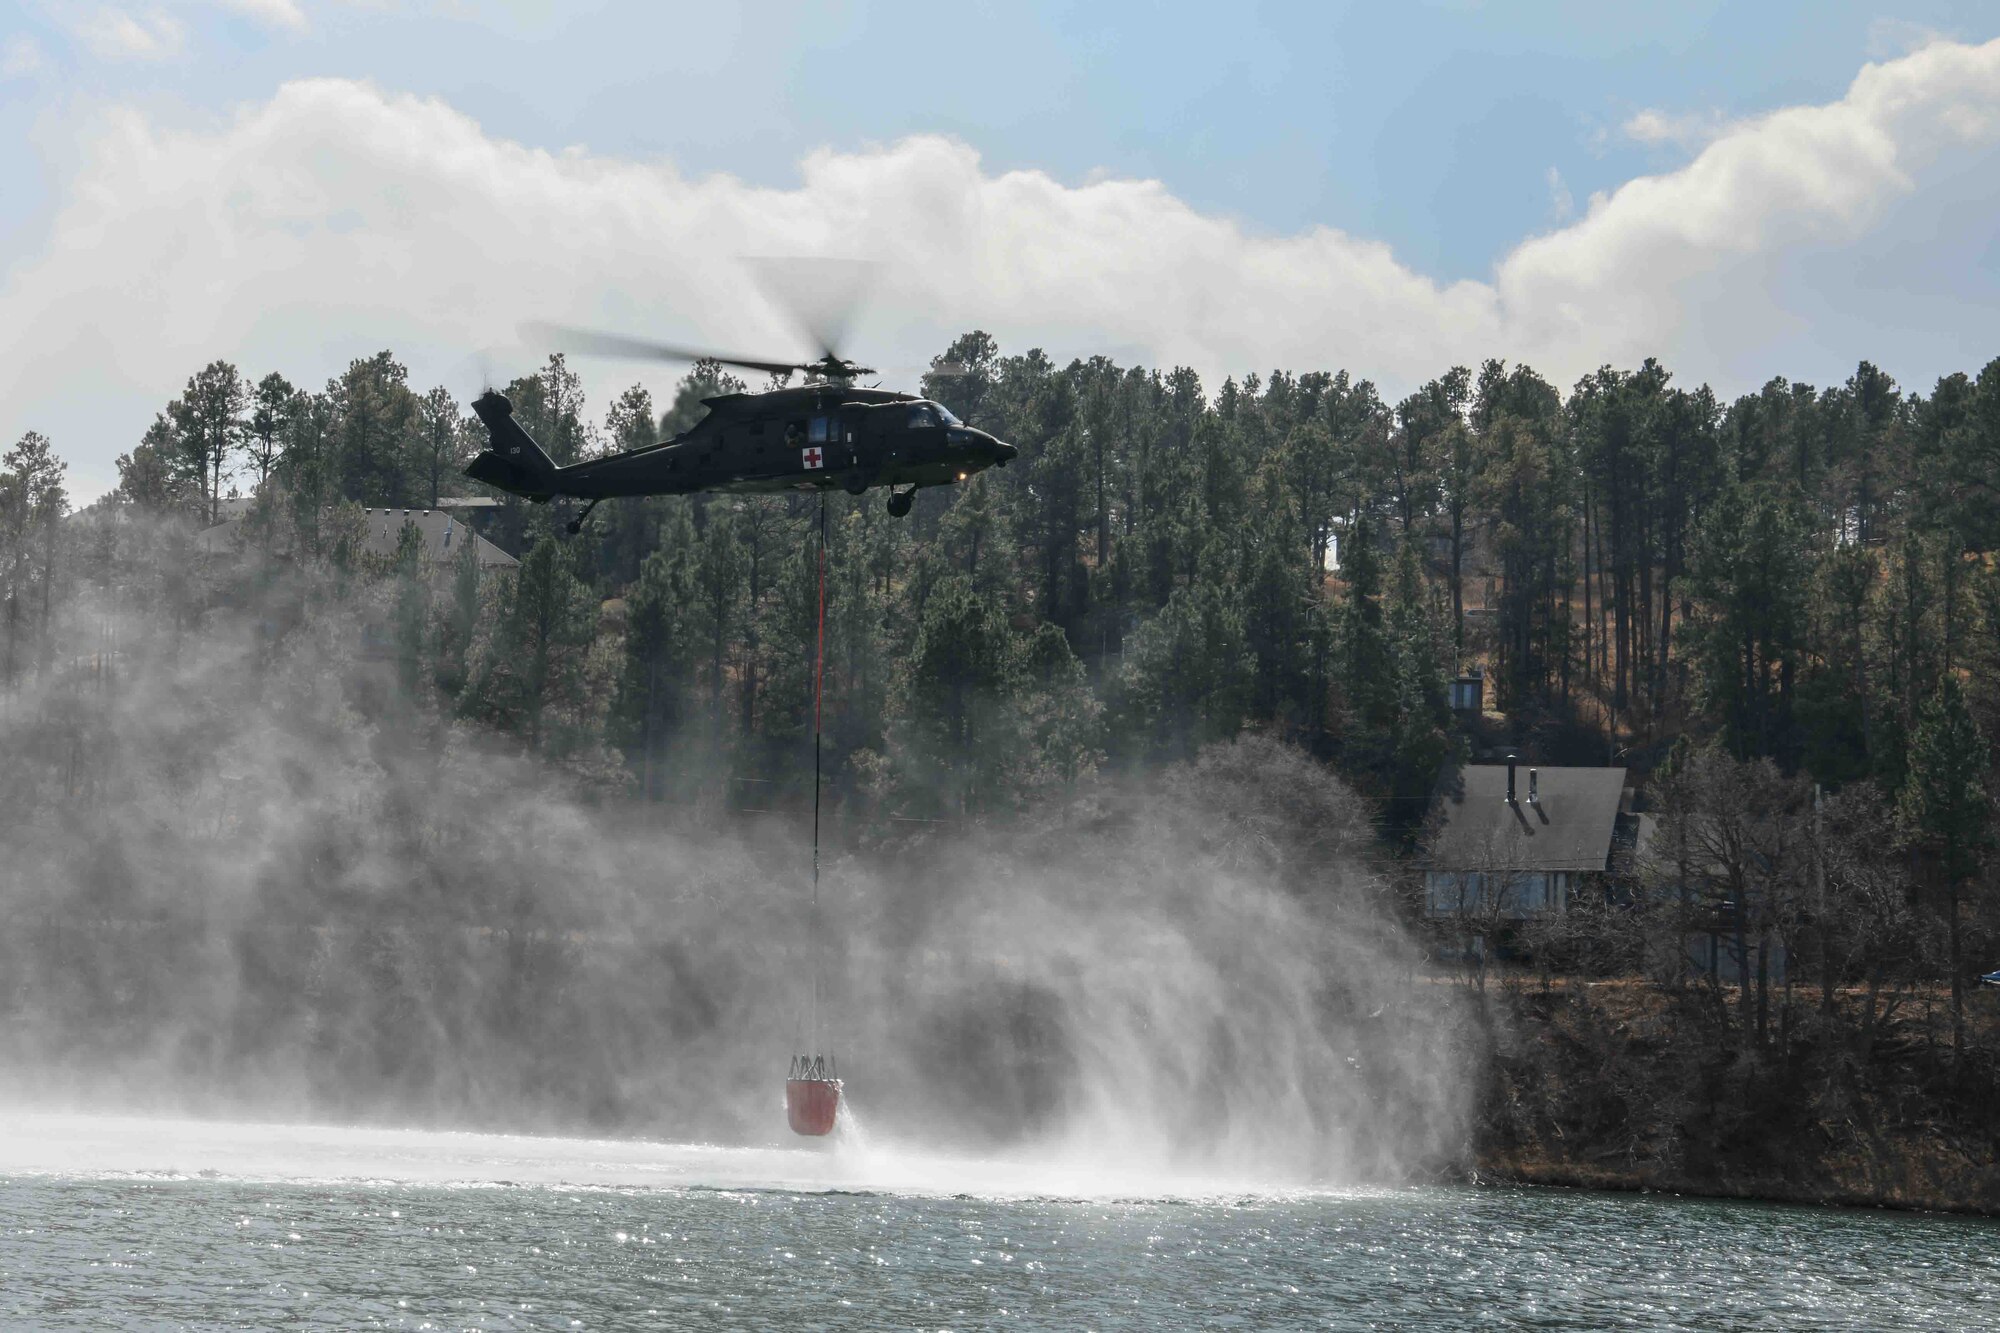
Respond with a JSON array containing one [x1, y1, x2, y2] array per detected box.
[[1506, 754, 1518, 805], [1528, 768, 1539, 805]]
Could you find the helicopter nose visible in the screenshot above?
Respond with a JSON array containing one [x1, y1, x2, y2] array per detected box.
[[993, 438, 1018, 466]]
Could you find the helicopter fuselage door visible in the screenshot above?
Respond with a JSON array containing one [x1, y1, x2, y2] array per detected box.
[[806, 414, 851, 468]]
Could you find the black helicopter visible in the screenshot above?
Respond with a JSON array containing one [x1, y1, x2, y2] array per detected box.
[[466, 333, 1016, 527]]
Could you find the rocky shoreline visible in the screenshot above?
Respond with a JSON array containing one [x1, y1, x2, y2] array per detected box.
[[1469, 1153, 2000, 1218], [1467, 978, 2000, 1219]]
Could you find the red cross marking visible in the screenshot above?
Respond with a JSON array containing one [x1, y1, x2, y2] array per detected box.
[[802, 446, 823, 469]]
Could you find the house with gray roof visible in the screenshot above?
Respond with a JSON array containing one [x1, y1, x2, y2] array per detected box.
[[1422, 759, 1629, 919]]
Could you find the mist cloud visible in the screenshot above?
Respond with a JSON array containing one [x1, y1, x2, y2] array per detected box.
[[3, 36, 1999, 498], [0, 535, 1473, 1181]]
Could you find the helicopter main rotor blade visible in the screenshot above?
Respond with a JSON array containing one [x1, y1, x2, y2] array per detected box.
[[741, 256, 880, 363], [873, 360, 971, 379], [523, 323, 808, 380]]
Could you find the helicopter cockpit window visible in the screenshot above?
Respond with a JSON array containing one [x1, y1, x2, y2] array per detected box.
[[932, 402, 962, 427], [908, 403, 939, 429]]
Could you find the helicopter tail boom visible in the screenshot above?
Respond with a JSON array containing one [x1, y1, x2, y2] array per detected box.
[[465, 390, 559, 501]]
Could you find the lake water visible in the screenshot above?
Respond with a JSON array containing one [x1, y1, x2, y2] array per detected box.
[[2, 1110, 1994, 1330]]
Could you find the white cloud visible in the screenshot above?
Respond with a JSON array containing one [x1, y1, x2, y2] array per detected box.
[[2, 33, 47, 78], [1545, 165, 1573, 222], [214, 0, 309, 33], [1621, 107, 1735, 150], [1507, 39, 2000, 375], [5, 38, 2000, 500], [74, 8, 186, 61], [1868, 18, 1951, 58]]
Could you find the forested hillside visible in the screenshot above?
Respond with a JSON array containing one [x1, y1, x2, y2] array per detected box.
[[20, 337, 1993, 825]]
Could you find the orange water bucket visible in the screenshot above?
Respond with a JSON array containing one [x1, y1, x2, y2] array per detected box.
[[786, 1078, 841, 1136]]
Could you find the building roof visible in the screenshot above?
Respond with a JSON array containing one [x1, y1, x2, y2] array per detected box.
[[196, 506, 518, 569], [1424, 763, 1628, 874]]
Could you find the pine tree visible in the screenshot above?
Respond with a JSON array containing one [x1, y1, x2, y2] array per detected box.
[[586, 384, 671, 587], [469, 528, 598, 750], [246, 372, 295, 489], [329, 352, 417, 507], [512, 353, 591, 466], [0, 431, 68, 683], [413, 386, 462, 507], [923, 331, 999, 425], [1896, 676, 1991, 1058], [390, 520, 430, 698], [114, 416, 193, 516], [903, 573, 1015, 809], [1336, 515, 1391, 734], [658, 360, 747, 438], [1688, 483, 1810, 762], [1240, 464, 1315, 728], [613, 506, 701, 798], [604, 384, 656, 453], [1005, 620, 1106, 803], [168, 361, 247, 524], [1385, 536, 1454, 821], [280, 391, 336, 554], [434, 536, 483, 701], [693, 502, 744, 732], [1115, 579, 1250, 762]]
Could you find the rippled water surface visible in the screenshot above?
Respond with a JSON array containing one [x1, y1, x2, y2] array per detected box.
[[2, 1112, 1994, 1330]]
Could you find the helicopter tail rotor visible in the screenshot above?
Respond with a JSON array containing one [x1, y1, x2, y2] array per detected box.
[[453, 344, 512, 397]]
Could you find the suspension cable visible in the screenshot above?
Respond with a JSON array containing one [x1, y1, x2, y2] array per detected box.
[[809, 491, 827, 1054]]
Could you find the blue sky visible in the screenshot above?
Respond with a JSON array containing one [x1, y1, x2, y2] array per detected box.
[[7, 1, 1993, 276], [3, 2, 1999, 497]]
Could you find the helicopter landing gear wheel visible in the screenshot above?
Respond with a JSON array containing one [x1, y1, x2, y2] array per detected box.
[[843, 472, 869, 497], [886, 488, 913, 518]]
